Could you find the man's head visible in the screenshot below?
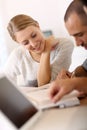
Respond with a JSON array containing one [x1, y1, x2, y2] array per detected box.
[[64, 0, 87, 49]]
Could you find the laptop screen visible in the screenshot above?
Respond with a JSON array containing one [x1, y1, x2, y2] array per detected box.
[[0, 77, 38, 128]]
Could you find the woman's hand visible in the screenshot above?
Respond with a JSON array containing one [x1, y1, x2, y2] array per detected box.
[[45, 36, 58, 52]]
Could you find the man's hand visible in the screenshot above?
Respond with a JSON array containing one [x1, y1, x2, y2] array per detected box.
[[49, 78, 75, 103]]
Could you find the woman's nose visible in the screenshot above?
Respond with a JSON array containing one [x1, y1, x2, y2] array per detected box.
[[29, 40, 37, 47]]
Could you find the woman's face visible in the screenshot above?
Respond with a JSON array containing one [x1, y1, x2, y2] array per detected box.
[[15, 25, 45, 54]]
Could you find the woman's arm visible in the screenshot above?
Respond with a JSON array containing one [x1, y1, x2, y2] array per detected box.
[[37, 49, 51, 87], [37, 36, 56, 87]]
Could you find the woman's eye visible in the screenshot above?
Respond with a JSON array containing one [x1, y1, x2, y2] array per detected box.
[[32, 33, 37, 38], [23, 41, 29, 45]]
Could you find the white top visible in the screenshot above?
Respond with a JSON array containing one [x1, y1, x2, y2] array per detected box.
[[4, 38, 74, 87]]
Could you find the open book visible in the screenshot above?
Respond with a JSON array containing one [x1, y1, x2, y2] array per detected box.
[[23, 84, 80, 109]]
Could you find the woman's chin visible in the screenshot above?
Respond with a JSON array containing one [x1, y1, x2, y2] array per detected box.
[[34, 50, 42, 55], [36, 48, 44, 54]]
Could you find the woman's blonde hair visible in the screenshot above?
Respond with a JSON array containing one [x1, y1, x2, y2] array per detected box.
[[7, 14, 39, 41]]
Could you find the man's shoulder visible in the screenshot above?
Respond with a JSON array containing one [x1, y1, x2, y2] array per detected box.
[[82, 58, 87, 70], [83, 59, 87, 64]]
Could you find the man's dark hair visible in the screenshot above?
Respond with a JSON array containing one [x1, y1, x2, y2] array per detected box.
[[64, 0, 87, 25]]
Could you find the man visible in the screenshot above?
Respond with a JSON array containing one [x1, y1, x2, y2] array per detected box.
[[49, 0, 87, 103]]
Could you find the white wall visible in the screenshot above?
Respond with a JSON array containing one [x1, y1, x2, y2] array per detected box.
[[0, 0, 72, 54], [69, 47, 87, 71]]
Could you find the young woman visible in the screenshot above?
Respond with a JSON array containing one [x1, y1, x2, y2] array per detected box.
[[4, 14, 74, 87]]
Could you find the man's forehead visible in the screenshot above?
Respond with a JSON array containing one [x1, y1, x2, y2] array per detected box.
[[65, 13, 81, 28], [65, 13, 86, 36], [67, 13, 82, 23]]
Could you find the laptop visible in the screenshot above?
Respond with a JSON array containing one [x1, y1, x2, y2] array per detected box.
[[0, 77, 42, 130]]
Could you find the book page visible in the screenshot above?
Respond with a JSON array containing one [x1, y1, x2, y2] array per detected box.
[[27, 87, 80, 109]]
